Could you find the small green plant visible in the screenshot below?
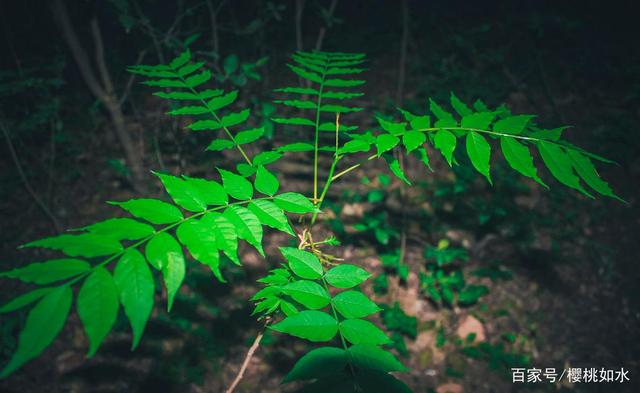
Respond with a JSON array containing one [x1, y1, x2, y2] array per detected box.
[[0, 48, 623, 392], [420, 239, 489, 307], [380, 302, 418, 357]]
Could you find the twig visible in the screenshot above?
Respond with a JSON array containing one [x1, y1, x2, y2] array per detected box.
[[314, 0, 339, 51], [225, 320, 269, 393], [0, 119, 61, 232]]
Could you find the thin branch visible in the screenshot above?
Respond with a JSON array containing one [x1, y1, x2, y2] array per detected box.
[[314, 0, 339, 51], [225, 321, 269, 393], [0, 119, 61, 232]]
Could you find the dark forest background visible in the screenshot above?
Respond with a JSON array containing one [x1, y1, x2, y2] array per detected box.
[[0, 0, 638, 392]]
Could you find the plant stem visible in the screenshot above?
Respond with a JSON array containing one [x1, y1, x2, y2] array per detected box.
[[310, 155, 340, 225], [321, 276, 357, 379], [61, 197, 276, 288], [312, 62, 329, 204], [225, 320, 269, 393]]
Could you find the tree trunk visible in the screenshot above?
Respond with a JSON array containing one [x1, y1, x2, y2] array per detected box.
[[51, 0, 147, 193]]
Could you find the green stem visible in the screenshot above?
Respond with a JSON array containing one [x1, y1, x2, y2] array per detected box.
[[64, 197, 275, 287], [312, 62, 330, 204], [321, 276, 357, 379], [310, 155, 340, 225], [328, 126, 571, 183]]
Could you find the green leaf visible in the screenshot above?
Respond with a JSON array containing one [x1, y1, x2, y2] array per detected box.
[[0, 286, 72, 377], [493, 115, 534, 135], [274, 87, 319, 95], [338, 140, 371, 154], [206, 139, 235, 151], [567, 149, 621, 200], [465, 131, 492, 184], [235, 127, 265, 144], [287, 64, 322, 83], [77, 267, 119, 357], [280, 300, 299, 316], [205, 213, 240, 264], [254, 166, 279, 196], [325, 264, 371, 288], [248, 200, 294, 236], [402, 131, 426, 153], [167, 105, 208, 116], [323, 91, 364, 99], [222, 109, 251, 127], [218, 168, 253, 200], [324, 78, 365, 87], [332, 290, 381, 318], [113, 249, 154, 349], [376, 117, 406, 135], [169, 50, 191, 69], [142, 79, 186, 88], [383, 154, 411, 185], [276, 143, 315, 152], [223, 54, 238, 74], [81, 218, 154, 241], [417, 146, 433, 171], [429, 98, 455, 121], [538, 141, 592, 197], [450, 93, 473, 117], [207, 90, 238, 111], [500, 137, 546, 186], [22, 234, 122, 258], [461, 112, 496, 130], [224, 205, 264, 256], [409, 115, 431, 130], [153, 91, 199, 100], [283, 347, 347, 383], [0, 259, 90, 284], [271, 310, 338, 342], [340, 319, 392, 345], [176, 220, 224, 279], [182, 176, 228, 206], [376, 134, 400, 156], [149, 233, 185, 311], [280, 247, 323, 279], [144, 232, 173, 270], [433, 129, 456, 166], [271, 117, 315, 127], [283, 280, 331, 309], [531, 127, 566, 141], [110, 198, 183, 225], [253, 151, 283, 166], [275, 99, 317, 110], [274, 192, 318, 214], [155, 172, 207, 212], [184, 70, 212, 88], [326, 66, 366, 75], [348, 344, 407, 372], [177, 61, 204, 77], [0, 288, 52, 314]]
